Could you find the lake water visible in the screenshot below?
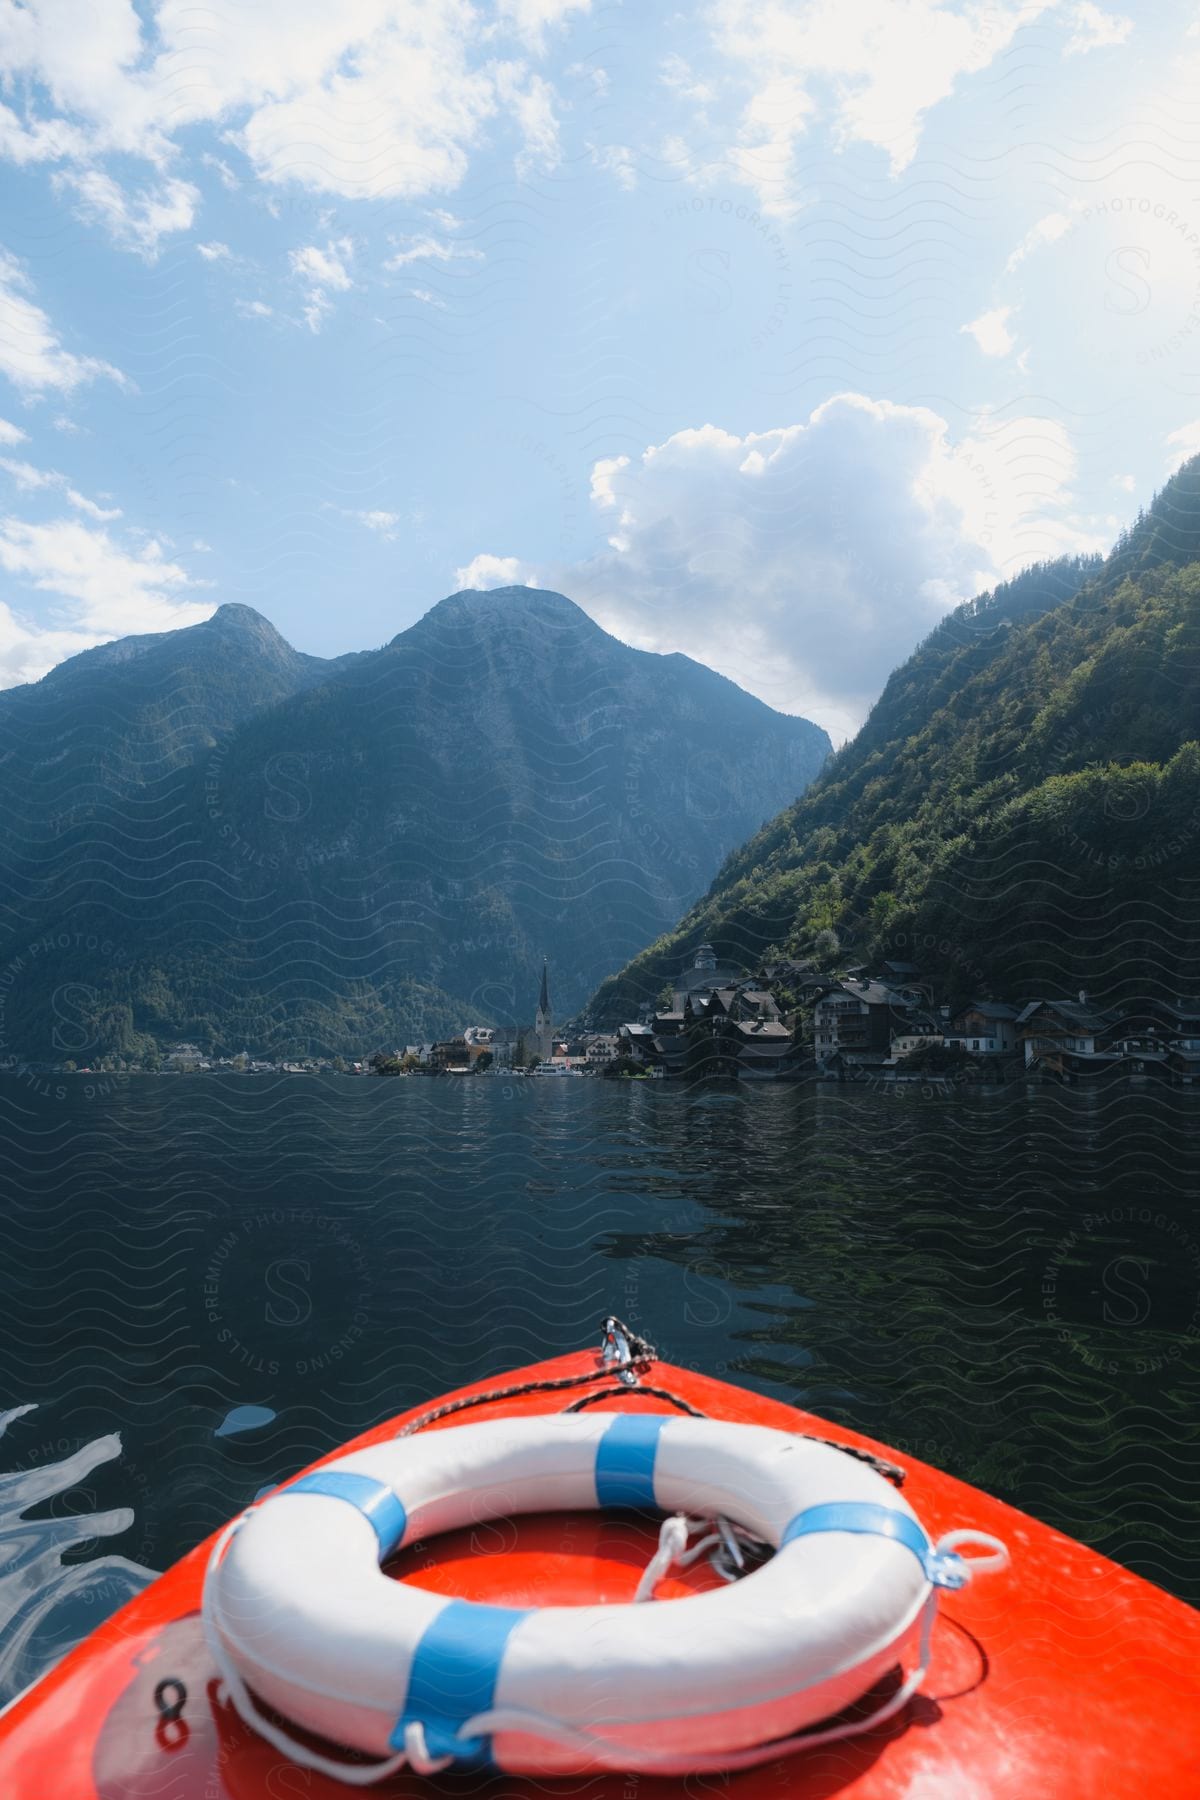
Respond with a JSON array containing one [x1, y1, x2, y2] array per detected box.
[[0, 1072, 1197, 1699]]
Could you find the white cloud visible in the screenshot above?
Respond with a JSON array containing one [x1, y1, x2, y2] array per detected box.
[[0, 100, 90, 165], [995, 169, 1200, 390], [590, 143, 637, 189], [67, 488, 121, 522], [1166, 420, 1200, 470], [1064, 3, 1133, 54], [197, 241, 232, 261], [53, 170, 199, 258], [384, 234, 485, 269], [0, 452, 122, 520], [707, 0, 1052, 208], [0, 0, 587, 222], [660, 55, 715, 105], [0, 251, 123, 395], [202, 153, 240, 191], [924, 410, 1097, 567], [566, 60, 608, 95], [727, 74, 814, 217], [469, 396, 1094, 737], [289, 238, 353, 332], [408, 286, 447, 308], [235, 299, 273, 319], [493, 62, 563, 175], [337, 507, 401, 538], [0, 417, 27, 445], [1005, 210, 1073, 272], [453, 553, 532, 589], [1112, 472, 1137, 491], [290, 240, 353, 291], [0, 515, 212, 687], [961, 305, 1017, 357], [0, 455, 57, 491], [493, 0, 592, 51]]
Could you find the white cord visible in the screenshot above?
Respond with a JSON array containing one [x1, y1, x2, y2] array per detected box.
[[633, 1513, 691, 1601], [634, 1512, 763, 1599], [935, 1528, 1010, 1575], [463, 1590, 940, 1775]]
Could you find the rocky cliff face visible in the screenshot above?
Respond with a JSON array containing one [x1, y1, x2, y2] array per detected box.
[[0, 586, 829, 1059]]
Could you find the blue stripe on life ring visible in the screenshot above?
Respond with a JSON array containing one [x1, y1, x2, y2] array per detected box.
[[594, 1412, 667, 1510], [277, 1471, 408, 1560], [392, 1599, 529, 1764], [781, 1501, 966, 1589]]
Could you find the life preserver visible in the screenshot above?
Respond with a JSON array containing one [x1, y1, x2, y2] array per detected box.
[[202, 1412, 1006, 1781]]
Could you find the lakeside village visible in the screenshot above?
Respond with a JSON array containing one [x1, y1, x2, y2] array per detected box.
[[48, 946, 1200, 1088]]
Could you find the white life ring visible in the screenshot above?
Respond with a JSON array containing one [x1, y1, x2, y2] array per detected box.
[[202, 1412, 1006, 1781]]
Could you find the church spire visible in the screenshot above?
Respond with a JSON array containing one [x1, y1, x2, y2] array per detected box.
[[534, 959, 553, 1060]]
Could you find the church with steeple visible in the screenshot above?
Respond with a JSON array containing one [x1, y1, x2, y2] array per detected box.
[[532, 959, 554, 1060]]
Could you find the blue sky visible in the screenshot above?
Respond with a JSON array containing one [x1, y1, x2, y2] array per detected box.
[[0, 0, 1197, 739]]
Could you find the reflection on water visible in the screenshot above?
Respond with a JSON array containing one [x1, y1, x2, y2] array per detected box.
[[0, 1072, 1196, 1702], [0, 1406, 155, 1706]]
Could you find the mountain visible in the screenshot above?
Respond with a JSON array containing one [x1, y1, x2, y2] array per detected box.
[[0, 587, 829, 1061], [0, 602, 346, 797], [591, 458, 1200, 1021]]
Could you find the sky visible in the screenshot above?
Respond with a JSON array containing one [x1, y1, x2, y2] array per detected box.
[[0, 0, 1198, 741]]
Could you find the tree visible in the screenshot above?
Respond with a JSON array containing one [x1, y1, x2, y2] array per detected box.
[[813, 927, 840, 965], [602, 1055, 646, 1079], [474, 1050, 493, 1071]]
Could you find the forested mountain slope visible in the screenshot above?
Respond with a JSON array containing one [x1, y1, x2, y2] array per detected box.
[[592, 458, 1200, 1019]]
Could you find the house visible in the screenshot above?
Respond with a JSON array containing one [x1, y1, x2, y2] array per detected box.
[[1159, 999, 1200, 1083], [730, 986, 783, 1024], [946, 1002, 1020, 1055], [889, 1013, 944, 1059], [670, 943, 749, 1012], [479, 1026, 518, 1068], [462, 1026, 504, 1067], [812, 979, 915, 1065], [880, 959, 922, 984], [757, 958, 817, 985], [617, 1022, 660, 1067], [729, 1019, 795, 1077], [1113, 999, 1200, 1084], [1016, 997, 1121, 1075], [681, 984, 798, 1078], [584, 1033, 621, 1066]]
